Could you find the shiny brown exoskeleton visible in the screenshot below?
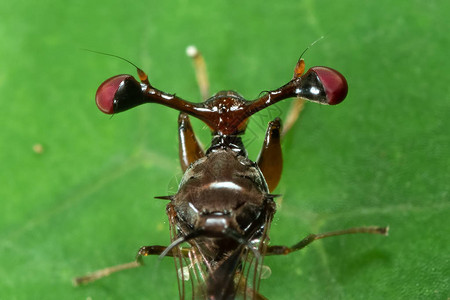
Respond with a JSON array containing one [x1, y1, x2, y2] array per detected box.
[[75, 48, 388, 299]]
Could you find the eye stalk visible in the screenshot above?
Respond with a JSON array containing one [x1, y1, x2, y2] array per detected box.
[[94, 55, 348, 135]]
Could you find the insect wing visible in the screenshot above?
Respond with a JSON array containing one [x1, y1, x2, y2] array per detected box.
[[168, 213, 273, 299]]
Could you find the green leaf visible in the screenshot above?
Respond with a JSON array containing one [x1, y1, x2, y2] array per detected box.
[[1, 0, 448, 299]]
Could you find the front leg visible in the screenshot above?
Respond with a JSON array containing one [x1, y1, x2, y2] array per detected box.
[[256, 118, 282, 192], [178, 112, 205, 172]]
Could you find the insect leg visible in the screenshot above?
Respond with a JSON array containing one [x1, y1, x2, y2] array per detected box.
[[256, 118, 282, 192], [281, 99, 305, 138], [266, 226, 389, 255], [73, 260, 142, 286], [186, 45, 210, 100], [178, 113, 205, 172], [73, 245, 193, 286], [137, 245, 191, 259], [73, 247, 171, 286]]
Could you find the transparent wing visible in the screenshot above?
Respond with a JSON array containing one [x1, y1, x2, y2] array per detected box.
[[168, 212, 274, 300]]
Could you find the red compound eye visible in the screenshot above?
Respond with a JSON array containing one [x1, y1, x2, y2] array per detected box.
[[95, 75, 130, 114], [95, 74, 143, 114], [310, 67, 348, 105]]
